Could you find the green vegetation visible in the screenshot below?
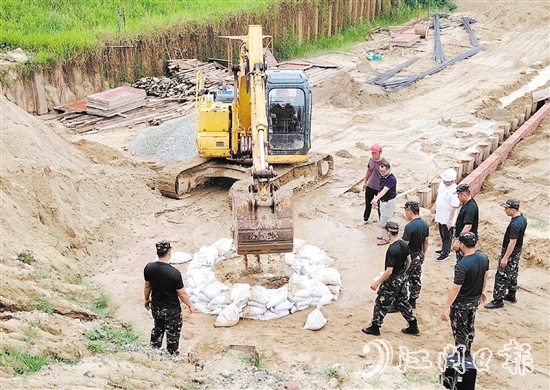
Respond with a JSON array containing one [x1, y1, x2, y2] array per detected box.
[[25, 295, 54, 314], [365, 373, 384, 388], [240, 350, 267, 368], [323, 365, 345, 387], [1, 0, 455, 65], [267, 1, 456, 60], [86, 323, 140, 353], [0, 347, 51, 375], [24, 326, 39, 344], [0, 0, 269, 64], [88, 291, 112, 317], [17, 249, 37, 265]]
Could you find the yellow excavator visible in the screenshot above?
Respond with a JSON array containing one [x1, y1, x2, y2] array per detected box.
[[157, 25, 332, 255]]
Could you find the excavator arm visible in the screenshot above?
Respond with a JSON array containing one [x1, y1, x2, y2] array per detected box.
[[231, 25, 294, 255]]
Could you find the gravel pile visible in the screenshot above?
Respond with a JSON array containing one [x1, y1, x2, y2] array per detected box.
[[129, 114, 198, 162]]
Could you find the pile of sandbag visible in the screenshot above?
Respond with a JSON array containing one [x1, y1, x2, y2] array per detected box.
[[181, 238, 342, 328]]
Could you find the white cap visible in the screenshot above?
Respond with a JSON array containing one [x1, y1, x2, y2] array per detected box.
[[440, 168, 457, 181]]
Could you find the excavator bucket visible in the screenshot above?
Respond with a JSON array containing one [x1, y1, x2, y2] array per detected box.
[[232, 190, 294, 255]]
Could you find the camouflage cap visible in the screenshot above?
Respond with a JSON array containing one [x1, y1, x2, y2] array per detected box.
[[384, 221, 399, 234], [404, 200, 420, 213], [455, 183, 470, 194], [500, 198, 520, 210], [458, 232, 477, 247], [155, 240, 171, 254]]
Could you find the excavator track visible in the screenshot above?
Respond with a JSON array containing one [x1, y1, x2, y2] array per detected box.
[[156, 152, 333, 199]]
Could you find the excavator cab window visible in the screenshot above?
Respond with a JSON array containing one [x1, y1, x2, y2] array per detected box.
[[268, 88, 305, 151]]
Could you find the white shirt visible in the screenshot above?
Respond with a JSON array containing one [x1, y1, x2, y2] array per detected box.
[[435, 181, 460, 225]]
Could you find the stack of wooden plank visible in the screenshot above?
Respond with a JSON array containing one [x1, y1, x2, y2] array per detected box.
[[86, 86, 146, 117]]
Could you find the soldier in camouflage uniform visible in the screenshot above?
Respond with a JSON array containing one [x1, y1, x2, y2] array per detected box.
[[362, 221, 419, 336], [402, 201, 429, 309], [485, 199, 527, 309], [441, 232, 489, 356], [144, 241, 195, 356]]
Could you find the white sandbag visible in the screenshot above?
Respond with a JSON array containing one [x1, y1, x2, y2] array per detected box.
[[315, 267, 342, 286], [189, 245, 218, 269], [284, 252, 296, 266], [214, 303, 240, 327], [212, 238, 235, 258], [310, 255, 335, 267], [287, 282, 311, 301], [289, 273, 308, 285], [261, 309, 290, 320], [242, 304, 267, 319], [193, 301, 211, 315], [249, 285, 271, 305], [297, 244, 326, 260], [186, 268, 216, 289], [201, 280, 229, 300], [293, 238, 307, 253], [267, 287, 288, 309], [274, 299, 294, 313], [303, 308, 327, 330], [327, 284, 341, 296], [311, 292, 334, 307], [207, 292, 229, 310], [229, 283, 251, 308], [294, 296, 313, 311], [168, 251, 193, 264], [310, 279, 332, 298]]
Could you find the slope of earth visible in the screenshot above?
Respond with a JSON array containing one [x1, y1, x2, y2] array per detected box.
[[1, 0, 549, 389]]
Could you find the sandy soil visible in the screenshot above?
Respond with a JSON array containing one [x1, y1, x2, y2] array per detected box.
[[1, 0, 549, 389]]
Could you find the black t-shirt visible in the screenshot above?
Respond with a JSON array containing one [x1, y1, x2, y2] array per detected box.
[[402, 218, 430, 254], [144, 261, 184, 310], [454, 251, 489, 304], [385, 239, 409, 276], [502, 214, 528, 253], [379, 173, 397, 201], [455, 198, 479, 237]]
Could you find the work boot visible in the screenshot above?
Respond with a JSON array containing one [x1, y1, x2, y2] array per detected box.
[[484, 299, 504, 309], [503, 293, 517, 303], [401, 319, 419, 335], [361, 324, 380, 336], [409, 298, 417, 309]]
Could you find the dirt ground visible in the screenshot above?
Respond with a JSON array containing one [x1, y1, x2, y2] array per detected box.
[[1, 0, 549, 389]]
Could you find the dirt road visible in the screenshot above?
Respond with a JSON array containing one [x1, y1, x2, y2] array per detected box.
[[1, 0, 549, 388]]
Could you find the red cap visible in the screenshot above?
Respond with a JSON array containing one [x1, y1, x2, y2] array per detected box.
[[370, 143, 382, 152]]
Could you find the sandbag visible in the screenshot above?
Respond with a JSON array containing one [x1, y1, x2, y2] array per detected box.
[[303, 308, 327, 330], [214, 303, 240, 327]]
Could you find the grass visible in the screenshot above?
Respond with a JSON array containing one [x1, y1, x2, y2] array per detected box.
[[1, 0, 456, 65], [240, 350, 267, 369], [277, 1, 455, 61], [25, 296, 54, 314], [323, 365, 345, 387], [86, 323, 140, 354], [88, 291, 112, 317], [24, 326, 39, 344], [0, 347, 51, 375], [365, 373, 384, 388], [0, 0, 270, 63], [17, 250, 37, 265]]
